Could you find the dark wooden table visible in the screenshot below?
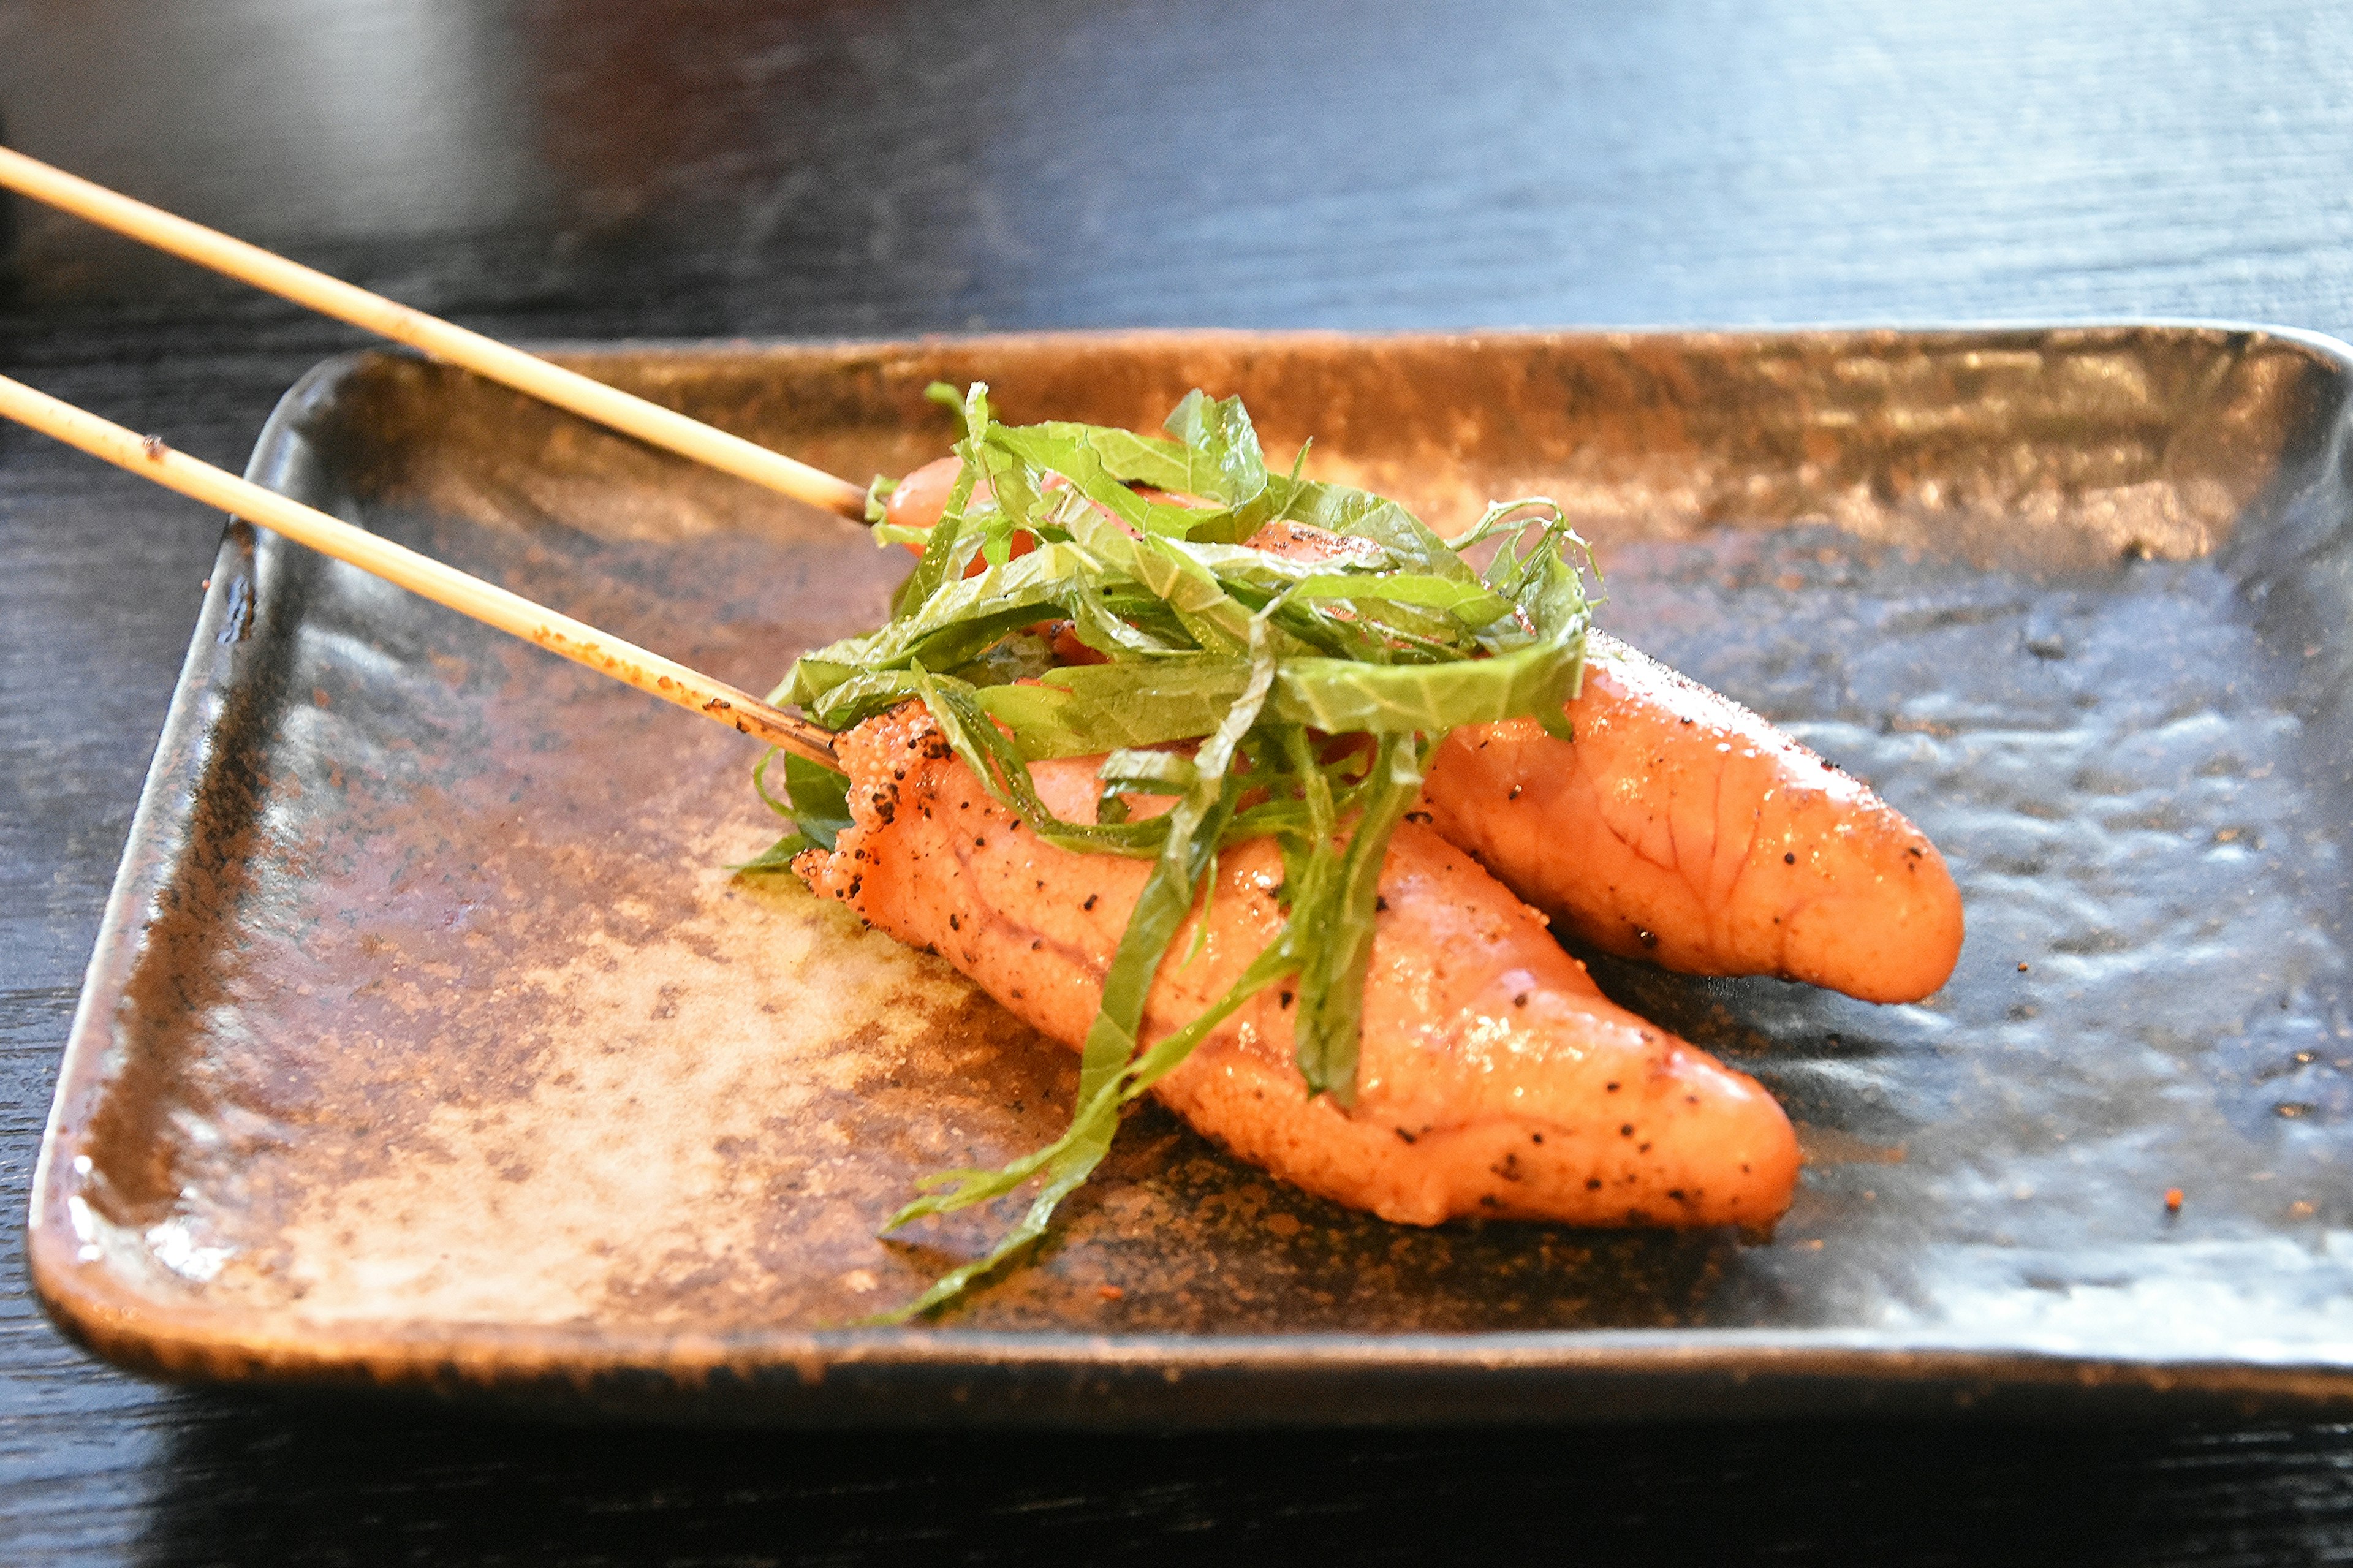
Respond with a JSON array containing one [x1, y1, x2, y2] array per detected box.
[[6, 2, 2352, 1561]]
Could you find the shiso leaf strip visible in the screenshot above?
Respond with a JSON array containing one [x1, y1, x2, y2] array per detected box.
[[762, 385, 1594, 1320]]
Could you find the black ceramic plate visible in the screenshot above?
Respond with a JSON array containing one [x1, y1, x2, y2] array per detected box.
[[29, 328, 2353, 1425]]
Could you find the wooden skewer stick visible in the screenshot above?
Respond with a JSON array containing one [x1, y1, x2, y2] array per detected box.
[[0, 146, 871, 522], [0, 373, 839, 769]]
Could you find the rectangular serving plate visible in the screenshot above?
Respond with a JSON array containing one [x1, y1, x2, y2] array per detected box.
[[28, 327, 2353, 1426]]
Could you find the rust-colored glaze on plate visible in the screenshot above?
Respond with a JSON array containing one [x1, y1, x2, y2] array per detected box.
[[29, 328, 2353, 1425]]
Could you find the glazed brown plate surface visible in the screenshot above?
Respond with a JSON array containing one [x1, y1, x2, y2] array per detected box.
[[29, 328, 2353, 1424]]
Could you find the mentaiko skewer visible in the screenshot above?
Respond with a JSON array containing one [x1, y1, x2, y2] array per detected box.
[[0, 373, 839, 768], [0, 146, 870, 523]]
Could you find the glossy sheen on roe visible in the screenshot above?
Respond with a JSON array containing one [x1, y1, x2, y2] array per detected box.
[[1419, 635, 1965, 1004], [797, 703, 1802, 1230]]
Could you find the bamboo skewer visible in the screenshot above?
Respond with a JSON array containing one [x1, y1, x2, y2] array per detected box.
[[0, 373, 839, 768], [0, 146, 871, 521]]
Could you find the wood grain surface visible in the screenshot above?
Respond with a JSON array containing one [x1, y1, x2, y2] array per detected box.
[[3, 0, 2352, 1561]]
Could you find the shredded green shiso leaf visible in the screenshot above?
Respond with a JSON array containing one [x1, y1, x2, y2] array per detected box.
[[759, 383, 1596, 1321]]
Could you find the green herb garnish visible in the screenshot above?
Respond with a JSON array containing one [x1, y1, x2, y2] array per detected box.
[[771, 383, 1595, 1320]]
